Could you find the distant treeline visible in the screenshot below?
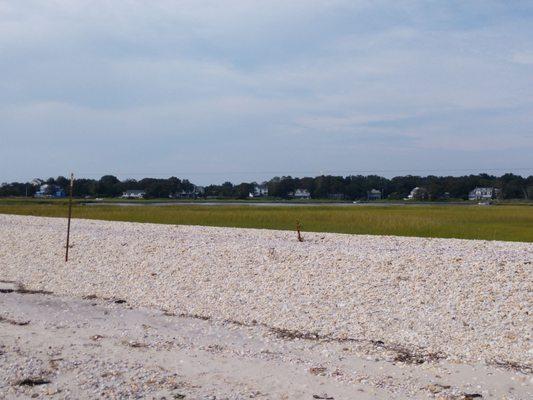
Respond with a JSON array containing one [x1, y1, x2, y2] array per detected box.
[[1, 173, 533, 200]]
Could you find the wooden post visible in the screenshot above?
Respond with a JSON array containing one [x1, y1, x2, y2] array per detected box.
[[296, 221, 303, 242], [65, 173, 74, 262]]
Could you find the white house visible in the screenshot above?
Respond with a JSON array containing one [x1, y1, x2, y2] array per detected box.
[[249, 184, 269, 198], [35, 184, 66, 198], [469, 187, 501, 201], [407, 187, 428, 200], [367, 189, 382, 201], [121, 190, 146, 199], [293, 189, 311, 199]]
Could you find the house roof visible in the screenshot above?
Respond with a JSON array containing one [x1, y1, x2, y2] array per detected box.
[[294, 189, 311, 196]]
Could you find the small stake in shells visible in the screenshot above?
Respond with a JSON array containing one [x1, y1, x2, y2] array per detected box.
[[296, 221, 304, 242], [65, 172, 74, 262]]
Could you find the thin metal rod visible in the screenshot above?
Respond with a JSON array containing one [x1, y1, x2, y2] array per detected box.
[[65, 173, 74, 262]]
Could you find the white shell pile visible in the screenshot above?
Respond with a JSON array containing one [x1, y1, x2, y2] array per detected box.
[[0, 214, 531, 367]]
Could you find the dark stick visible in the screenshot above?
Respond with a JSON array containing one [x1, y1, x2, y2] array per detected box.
[[296, 221, 303, 242], [65, 173, 74, 262]]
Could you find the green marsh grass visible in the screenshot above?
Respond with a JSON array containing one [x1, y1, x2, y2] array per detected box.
[[0, 202, 532, 242]]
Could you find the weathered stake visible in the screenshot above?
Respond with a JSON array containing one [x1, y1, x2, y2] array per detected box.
[[65, 173, 74, 262], [296, 221, 303, 242]]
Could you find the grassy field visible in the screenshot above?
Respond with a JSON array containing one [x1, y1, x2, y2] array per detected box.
[[0, 201, 532, 242]]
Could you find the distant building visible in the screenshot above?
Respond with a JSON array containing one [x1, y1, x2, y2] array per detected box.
[[121, 190, 146, 199], [468, 187, 501, 201], [170, 191, 195, 199], [35, 184, 66, 198], [249, 184, 269, 198], [407, 187, 428, 200], [31, 178, 44, 187], [170, 185, 204, 199], [367, 189, 382, 201], [292, 189, 311, 200]]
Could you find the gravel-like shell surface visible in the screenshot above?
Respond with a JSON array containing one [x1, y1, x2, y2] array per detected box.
[[1, 214, 531, 367]]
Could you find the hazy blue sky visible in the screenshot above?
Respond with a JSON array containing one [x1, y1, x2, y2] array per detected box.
[[1, 1, 532, 184]]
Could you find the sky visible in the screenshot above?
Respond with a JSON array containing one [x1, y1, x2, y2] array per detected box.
[[1, 0, 532, 185]]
